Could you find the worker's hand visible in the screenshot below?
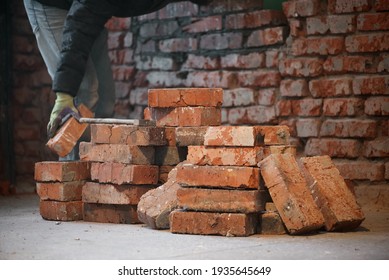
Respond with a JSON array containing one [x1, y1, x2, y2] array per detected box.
[[47, 92, 78, 139]]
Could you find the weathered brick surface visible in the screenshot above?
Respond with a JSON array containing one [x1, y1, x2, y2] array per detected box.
[[177, 188, 266, 213], [90, 162, 159, 185], [82, 182, 154, 205], [328, 0, 371, 14], [299, 156, 365, 231], [170, 210, 258, 237], [283, 0, 321, 17], [79, 142, 155, 164], [259, 154, 325, 234], [204, 126, 290, 147], [148, 107, 221, 127], [137, 164, 181, 229], [363, 137, 389, 158], [259, 212, 287, 235], [34, 161, 90, 182], [305, 138, 361, 158], [46, 104, 94, 157], [36, 181, 85, 201], [158, 165, 175, 184], [334, 160, 385, 181], [148, 88, 223, 107], [83, 203, 140, 224], [176, 163, 260, 189], [175, 126, 208, 146], [163, 127, 177, 146], [40, 200, 83, 221], [91, 124, 166, 146], [155, 146, 188, 166]]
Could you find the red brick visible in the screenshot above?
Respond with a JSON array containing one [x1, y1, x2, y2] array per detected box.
[[36, 181, 84, 201], [296, 119, 321, 137], [155, 146, 188, 166], [279, 58, 323, 78], [288, 18, 306, 37], [283, 0, 321, 18], [90, 162, 159, 185], [375, 0, 389, 11], [357, 13, 389, 31], [320, 119, 377, 138], [46, 103, 94, 157], [291, 99, 322, 116], [334, 160, 385, 181], [223, 88, 255, 107], [182, 54, 219, 70], [300, 156, 365, 231], [159, 37, 197, 52], [225, 10, 286, 29], [158, 165, 175, 184], [175, 126, 208, 146], [186, 71, 235, 88], [220, 53, 265, 69], [365, 97, 389, 116], [105, 17, 131, 31], [291, 37, 344, 56], [200, 33, 242, 50], [148, 88, 223, 108], [259, 154, 325, 235], [79, 142, 155, 164], [309, 77, 353, 97], [204, 126, 290, 147], [170, 210, 258, 237], [82, 182, 154, 205], [257, 88, 276, 106], [238, 70, 281, 87], [34, 161, 90, 182], [266, 49, 285, 68], [386, 162, 389, 180], [148, 107, 221, 127], [345, 33, 389, 53], [140, 20, 179, 38], [91, 124, 166, 146], [363, 137, 389, 157], [306, 15, 356, 35], [259, 212, 287, 235], [280, 79, 309, 97], [305, 138, 361, 158], [183, 15, 222, 33], [158, 2, 198, 19], [176, 164, 260, 189], [378, 53, 389, 72], [276, 100, 292, 117], [247, 26, 287, 47], [83, 203, 140, 224], [40, 200, 83, 221], [323, 55, 375, 74], [328, 0, 371, 14], [177, 187, 267, 213], [353, 75, 389, 95], [323, 98, 364, 116]]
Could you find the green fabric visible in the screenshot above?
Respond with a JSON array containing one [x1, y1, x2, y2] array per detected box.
[[263, 0, 286, 10]]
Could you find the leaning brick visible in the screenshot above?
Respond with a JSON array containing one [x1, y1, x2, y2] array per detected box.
[[91, 124, 167, 146], [79, 142, 155, 165], [36, 181, 85, 201], [259, 154, 325, 234], [177, 187, 267, 213], [176, 163, 260, 189], [83, 203, 140, 224], [299, 155, 365, 231], [46, 103, 94, 157], [34, 161, 90, 182], [90, 162, 159, 185], [82, 182, 155, 205], [39, 200, 83, 221], [170, 210, 258, 237]]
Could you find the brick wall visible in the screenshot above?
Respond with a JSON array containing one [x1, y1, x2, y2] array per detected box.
[[10, 0, 388, 192]]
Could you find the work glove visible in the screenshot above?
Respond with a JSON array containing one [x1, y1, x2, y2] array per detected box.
[[47, 92, 79, 139]]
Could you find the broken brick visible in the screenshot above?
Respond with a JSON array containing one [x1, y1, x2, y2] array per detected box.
[[34, 161, 90, 182], [39, 200, 83, 221], [83, 203, 140, 224], [259, 154, 325, 234], [148, 88, 223, 108], [36, 181, 85, 201], [82, 182, 155, 205], [90, 162, 159, 185], [46, 103, 94, 157], [170, 210, 258, 237], [299, 155, 365, 231], [176, 163, 260, 189], [79, 142, 155, 165], [177, 187, 267, 213]]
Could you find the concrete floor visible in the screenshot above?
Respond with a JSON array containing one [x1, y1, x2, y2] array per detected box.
[[1, 193, 388, 260]]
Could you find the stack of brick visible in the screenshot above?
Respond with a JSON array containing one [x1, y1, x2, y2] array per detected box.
[[170, 125, 295, 237], [79, 124, 165, 224], [34, 161, 90, 221]]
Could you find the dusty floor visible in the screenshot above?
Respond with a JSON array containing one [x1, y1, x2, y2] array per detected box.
[[1, 192, 388, 260]]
